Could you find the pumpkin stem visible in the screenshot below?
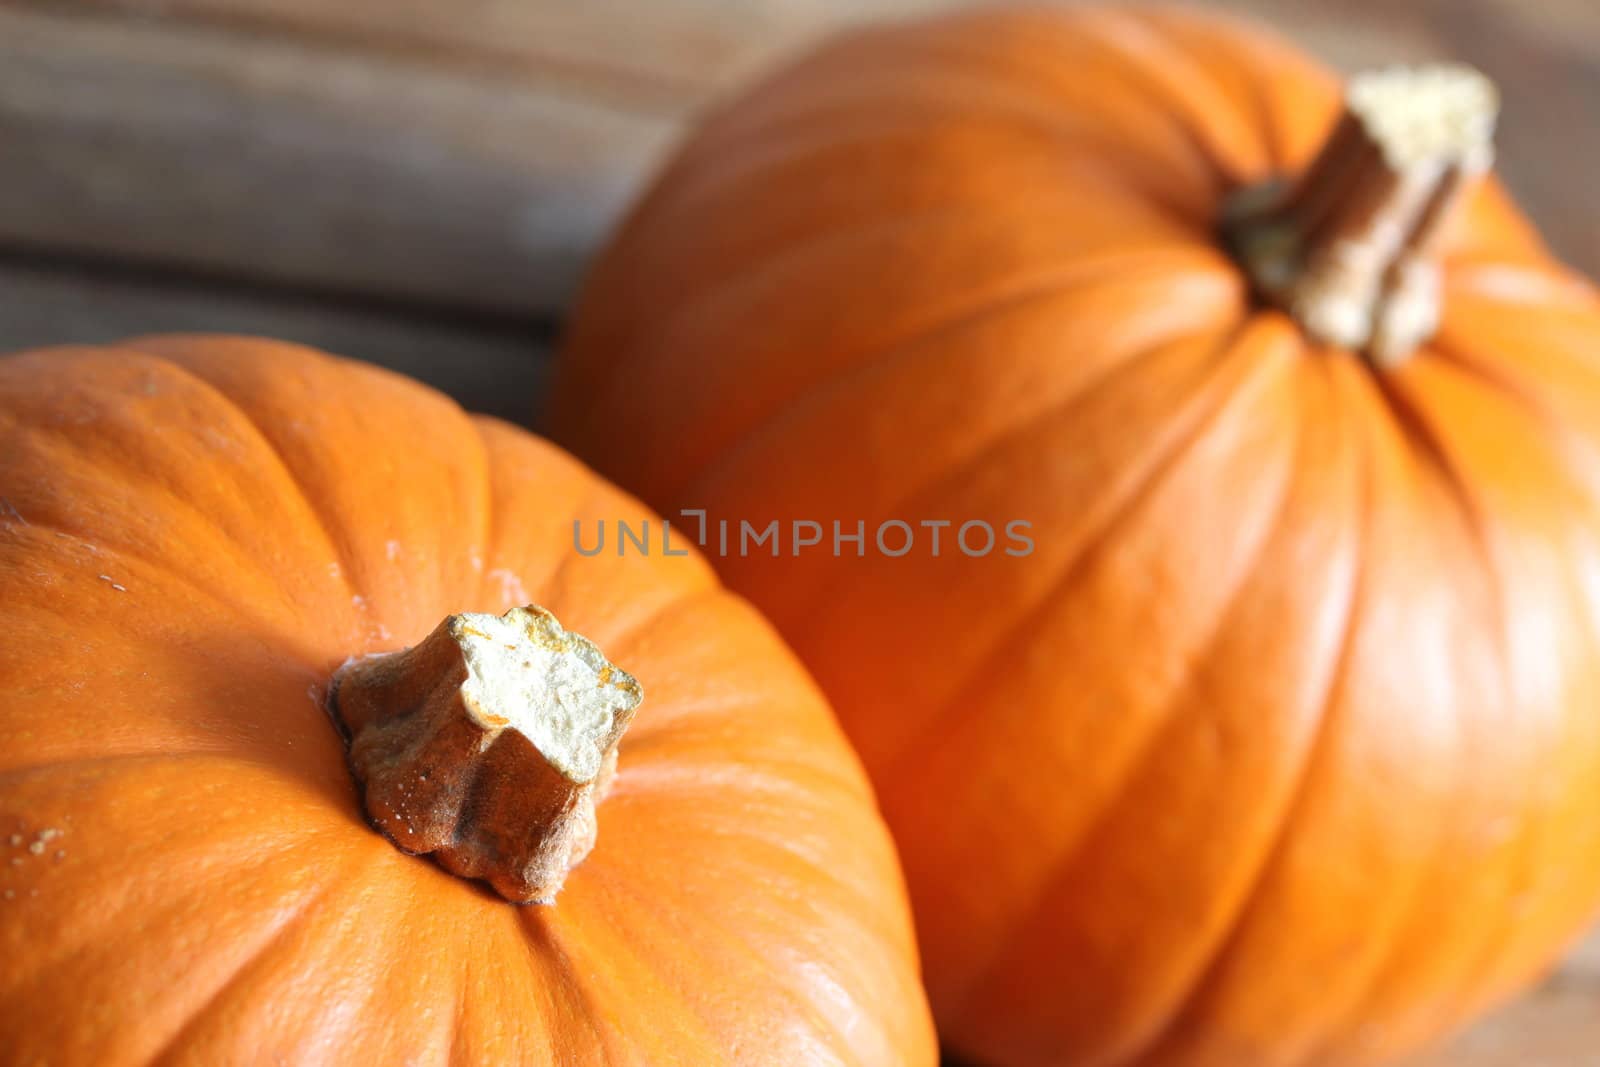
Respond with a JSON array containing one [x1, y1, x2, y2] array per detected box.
[[1222, 65, 1498, 367], [328, 605, 642, 904]]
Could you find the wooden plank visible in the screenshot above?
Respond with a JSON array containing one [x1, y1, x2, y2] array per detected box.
[[47, 0, 961, 102], [0, 5, 673, 316], [0, 0, 960, 316], [0, 259, 548, 424], [3, 0, 1598, 320]]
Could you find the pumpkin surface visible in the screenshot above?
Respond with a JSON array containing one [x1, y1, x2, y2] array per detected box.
[[552, 6, 1600, 1065], [0, 337, 935, 1067]]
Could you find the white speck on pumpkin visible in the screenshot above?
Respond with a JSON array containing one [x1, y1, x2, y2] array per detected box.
[[386, 540, 402, 561], [487, 568, 528, 606]]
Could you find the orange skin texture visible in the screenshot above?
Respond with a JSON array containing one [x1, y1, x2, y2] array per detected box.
[[0, 337, 936, 1067], [552, 6, 1600, 1066]]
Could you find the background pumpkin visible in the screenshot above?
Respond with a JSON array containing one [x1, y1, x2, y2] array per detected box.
[[552, 5, 1600, 1065], [0, 337, 935, 1066]]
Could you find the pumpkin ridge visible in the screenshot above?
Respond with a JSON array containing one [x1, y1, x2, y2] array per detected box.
[[0, 356, 352, 650], [1068, 7, 1251, 188], [142, 853, 363, 1065], [678, 250, 1231, 512], [0, 516, 326, 686], [120, 334, 503, 640], [820, 274, 1233, 518], [691, 900, 887, 1066], [454, 414, 497, 627], [0, 762, 367, 1059], [1347, 374, 1546, 1052], [1423, 332, 1600, 501], [514, 481, 598, 617], [1128, 361, 1372, 1064], [1105, 348, 1365, 1064], [602, 584, 726, 665], [871, 321, 1287, 789], [1285, 373, 1523, 1062], [566, 208, 954, 451], [573, 834, 869, 1066], [943, 339, 1314, 1051], [513, 884, 715, 1065], [1140, 6, 1294, 174], [612, 733, 878, 816], [930, 338, 1305, 1047], [728, 285, 1243, 648], [0, 749, 334, 794], [656, 767, 902, 921], [578, 205, 1167, 469], [471, 416, 588, 615], [499, 909, 602, 1064], [542, 508, 722, 659], [878, 7, 1240, 199], [111, 341, 370, 617]]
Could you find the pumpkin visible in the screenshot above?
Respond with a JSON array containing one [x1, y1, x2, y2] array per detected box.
[[552, 6, 1600, 1066], [0, 337, 935, 1066]]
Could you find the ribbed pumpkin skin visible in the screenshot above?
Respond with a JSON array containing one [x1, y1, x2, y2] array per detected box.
[[552, 7, 1600, 1066], [0, 338, 935, 1067]]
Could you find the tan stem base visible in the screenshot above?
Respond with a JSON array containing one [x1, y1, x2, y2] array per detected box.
[[329, 605, 642, 903], [1223, 66, 1498, 367]]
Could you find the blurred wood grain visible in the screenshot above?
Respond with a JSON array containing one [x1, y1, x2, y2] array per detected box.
[[2, 0, 1596, 320], [0, 258, 549, 422], [1, 2, 1598, 1062], [0, 3, 673, 315]]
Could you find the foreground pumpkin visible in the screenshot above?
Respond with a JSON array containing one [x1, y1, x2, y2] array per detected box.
[[553, 7, 1600, 1065], [0, 337, 935, 1066]]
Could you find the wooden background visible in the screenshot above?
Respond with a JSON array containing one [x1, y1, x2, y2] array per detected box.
[[1, 1, 1597, 1062]]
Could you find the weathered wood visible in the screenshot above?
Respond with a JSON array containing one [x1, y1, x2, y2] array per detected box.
[[4, 0, 1597, 321], [0, 5, 673, 315], [0, 0, 963, 316], [51, 0, 960, 101], [0, 259, 549, 423]]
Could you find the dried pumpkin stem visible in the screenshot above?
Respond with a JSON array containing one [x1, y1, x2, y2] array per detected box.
[[328, 605, 642, 904], [1222, 65, 1499, 367]]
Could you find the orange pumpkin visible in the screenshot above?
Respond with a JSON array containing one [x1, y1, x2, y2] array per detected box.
[[0, 337, 935, 1066], [553, 7, 1600, 1065]]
